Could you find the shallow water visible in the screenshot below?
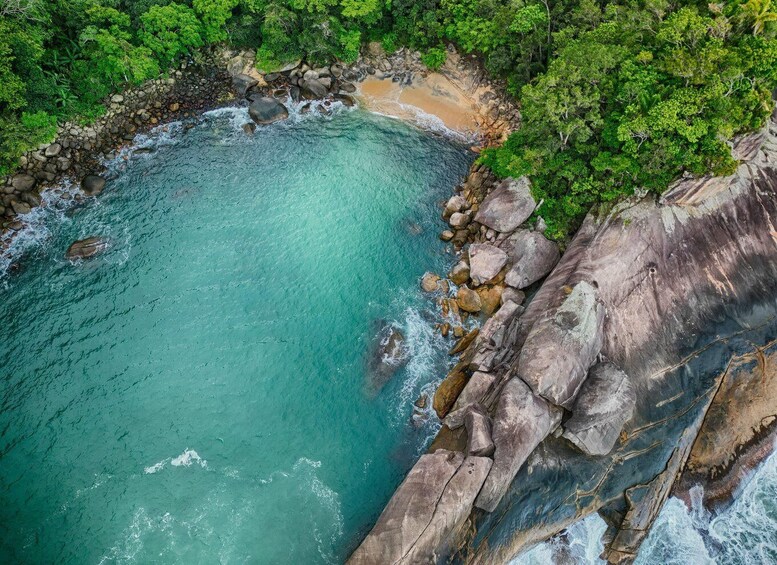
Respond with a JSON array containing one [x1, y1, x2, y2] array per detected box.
[[514, 447, 777, 564], [0, 107, 473, 563]]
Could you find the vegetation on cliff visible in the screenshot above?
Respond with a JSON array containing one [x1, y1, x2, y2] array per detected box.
[[1, 0, 776, 237]]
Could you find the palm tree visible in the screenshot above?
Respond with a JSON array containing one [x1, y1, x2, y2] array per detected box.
[[741, 0, 777, 35]]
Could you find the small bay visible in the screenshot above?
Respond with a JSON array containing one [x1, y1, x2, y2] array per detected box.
[[0, 107, 473, 563]]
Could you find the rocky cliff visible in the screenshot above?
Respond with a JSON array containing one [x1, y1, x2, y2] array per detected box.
[[348, 110, 777, 563]]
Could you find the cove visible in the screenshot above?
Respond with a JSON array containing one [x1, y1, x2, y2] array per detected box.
[[0, 108, 473, 563]]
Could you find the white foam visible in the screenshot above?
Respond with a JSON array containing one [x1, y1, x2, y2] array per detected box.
[[144, 448, 207, 474], [511, 513, 608, 565]]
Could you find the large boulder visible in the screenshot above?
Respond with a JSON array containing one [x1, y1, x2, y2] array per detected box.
[[249, 97, 289, 125], [562, 361, 636, 456], [449, 261, 470, 286], [468, 244, 508, 286], [66, 237, 109, 260], [474, 176, 536, 233], [348, 450, 491, 565], [475, 377, 562, 512], [456, 286, 482, 313], [81, 175, 106, 196], [465, 404, 495, 457], [232, 73, 259, 97], [444, 371, 496, 429], [517, 281, 605, 408], [11, 174, 36, 192], [300, 78, 329, 99], [503, 230, 560, 289]]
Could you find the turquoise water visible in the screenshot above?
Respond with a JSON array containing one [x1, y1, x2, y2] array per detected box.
[[0, 107, 473, 563]]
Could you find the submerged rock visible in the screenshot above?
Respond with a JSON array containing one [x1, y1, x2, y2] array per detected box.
[[81, 174, 106, 196], [474, 176, 536, 233], [248, 97, 289, 125], [66, 237, 109, 260], [365, 322, 409, 395]]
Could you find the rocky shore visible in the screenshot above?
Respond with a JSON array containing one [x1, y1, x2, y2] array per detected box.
[[348, 105, 777, 563], [0, 43, 517, 271]]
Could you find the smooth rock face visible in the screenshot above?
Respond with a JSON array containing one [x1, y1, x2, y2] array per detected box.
[[11, 174, 36, 192], [517, 281, 605, 408], [81, 174, 106, 196], [400, 456, 492, 564], [66, 237, 109, 259], [465, 405, 495, 457], [503, 230, 560, 289], [475, 377, 561, 512], [347, 450, 465, 565], [468, 244, 508, 285], [249, 97, 289, 125], [562, 361, 636, 456], [474, 177, 536, 233]]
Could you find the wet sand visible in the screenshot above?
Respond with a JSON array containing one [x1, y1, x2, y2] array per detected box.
[[357, 74, 480, 137]]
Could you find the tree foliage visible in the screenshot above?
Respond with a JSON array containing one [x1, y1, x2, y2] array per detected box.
[[0, 0, 774, 234]]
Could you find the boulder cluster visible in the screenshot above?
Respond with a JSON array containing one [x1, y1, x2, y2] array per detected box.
[[350, 162, 640, 564], [1, 57, 232, 257]]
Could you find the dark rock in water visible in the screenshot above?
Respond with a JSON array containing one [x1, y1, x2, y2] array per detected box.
[[11, 174, 36, 192], [66, 237, 109, 259], [334, 93, 356, 107], [562, 361, 636, 456], [242, 122, 256, 136], [502, 229, 560, 289], [248, 97, 289, 125], [81, 174, 106, 196], [290, 85, 301, 103], [300, 78, 329, 99], [340, 82, 357, 94], [474, 176, 536, 233], [232, 73, 258, 97], [365, 322, 409, 395]]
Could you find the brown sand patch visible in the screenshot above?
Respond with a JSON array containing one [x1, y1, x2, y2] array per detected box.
[[357, 75, 479, 136]]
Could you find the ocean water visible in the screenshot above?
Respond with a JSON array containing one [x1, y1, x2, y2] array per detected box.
[[514, 448, 777, 564], [0, 107, 473, 563]]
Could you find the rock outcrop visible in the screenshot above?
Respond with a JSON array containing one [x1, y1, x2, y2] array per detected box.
[[473, 177, 535, 233], [562, 361, 636, 456], [66, 237, 109, 259], [248, 97, 289, 125], [350, 109, 777, 565]]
